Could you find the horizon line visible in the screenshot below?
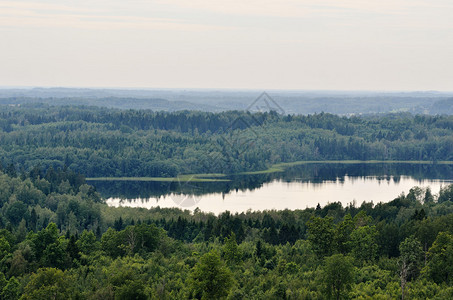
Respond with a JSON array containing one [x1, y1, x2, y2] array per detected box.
[[1, 86, 453, 94]]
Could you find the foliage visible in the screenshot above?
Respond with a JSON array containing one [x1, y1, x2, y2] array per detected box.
[[349, 225, 378, 264], [20, 268, 75, 300], [424, 232, 453, 284], [322, 254, 355, 300], [1, 105, 453, 177], [188, 250, 234, 299], [306, 216, 334, 258], [222, 232, 242, 265], [0, 140, 452, 298], [399, 236, 423, 299]]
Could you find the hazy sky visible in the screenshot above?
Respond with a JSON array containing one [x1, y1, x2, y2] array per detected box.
[[1, 0, 452, 90]]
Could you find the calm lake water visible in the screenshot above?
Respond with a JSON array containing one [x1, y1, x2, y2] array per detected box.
[[90, 163, 453, 214]]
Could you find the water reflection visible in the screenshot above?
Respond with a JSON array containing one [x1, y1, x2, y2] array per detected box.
[[90, 163, 453, 214], [92, 163, 453, 198]]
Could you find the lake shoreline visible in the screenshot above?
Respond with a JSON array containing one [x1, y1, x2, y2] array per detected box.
[[86, 160, 453, 182]]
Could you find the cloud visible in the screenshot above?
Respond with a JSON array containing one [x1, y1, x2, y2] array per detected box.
[[2, 0, 452, 32], [0, 1, 234, 31], [156, 0, 409, 18], [151, 0, 453, 27], [0, 1, 100, 14]]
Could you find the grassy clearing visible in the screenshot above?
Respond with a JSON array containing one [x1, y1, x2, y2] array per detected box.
[[238, 167, 285, 175]]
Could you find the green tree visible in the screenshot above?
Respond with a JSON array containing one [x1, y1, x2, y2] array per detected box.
[[438, 184, 453, 203], [42, 242, 67, 270], [8, 250, 28, 277], [306, 216, 334, 258], [349, 225, 378, 263], [322, 254, 355, 300], [0, 272, 7, 294], [353, 210, 372, 227], [425, 232, 453, 284], [399, 236, 423, 300], [15, 219, 27, 243], [423, 187, 434, 203], [20, 268, 75, 300], [122, 223, 161, 255], [406, 186, 424, 203], [2, 276, 20, 300], [222, 232, 242, 265], [6, 164, 16, 178], [188, 250, 234, 299], [76, 230, 99, 255], [30, 223, 59, 261], [334, 214, 355, 254], [0, 236, 11, 261], [115, 280, 147, 300], [101, 228, 123, 258], [6, 202, 27, 226], [66, 235, 80, 266]]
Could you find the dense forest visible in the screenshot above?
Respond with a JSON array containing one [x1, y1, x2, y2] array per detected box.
[[0, 168, 453, 298], [1, 103, 453, 298], [1, 104, 452, 177]]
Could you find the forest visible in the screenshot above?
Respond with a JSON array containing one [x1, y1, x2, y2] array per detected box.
[[1, 104, 452, 177], [0, 167, 453, 298], [1, 104, 453, 298]]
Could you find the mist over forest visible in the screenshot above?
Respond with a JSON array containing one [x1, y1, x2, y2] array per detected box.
[[1, 87, 453, 115]]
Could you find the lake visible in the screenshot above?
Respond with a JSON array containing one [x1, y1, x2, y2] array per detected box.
[[90, 163, 453, 214]]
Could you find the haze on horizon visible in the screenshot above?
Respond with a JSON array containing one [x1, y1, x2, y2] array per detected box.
[[1, 0, 453, 91]]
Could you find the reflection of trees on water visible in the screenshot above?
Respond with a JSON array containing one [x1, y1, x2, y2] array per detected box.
[[91, 163, 453, 199]]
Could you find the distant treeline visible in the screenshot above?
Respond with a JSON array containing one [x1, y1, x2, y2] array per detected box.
[[1, 104, 453, 177], [1, 88, 453, 114]]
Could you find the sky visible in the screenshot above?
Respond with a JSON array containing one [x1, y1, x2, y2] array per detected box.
[[1, 0, 453, 91]]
